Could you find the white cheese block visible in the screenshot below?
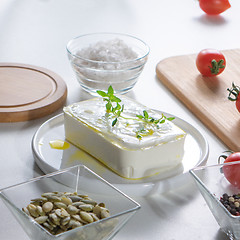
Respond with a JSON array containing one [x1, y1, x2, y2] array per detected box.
[[63, 96, 186, 179]]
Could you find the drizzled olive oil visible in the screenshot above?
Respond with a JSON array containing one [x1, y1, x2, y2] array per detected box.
[[49, 140, 70, 150]]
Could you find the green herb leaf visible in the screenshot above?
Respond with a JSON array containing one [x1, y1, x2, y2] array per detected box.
[[96, 90, 108, 97], [106, 102, 111, 111], [97, 85, 124, 127], [167, 117, 175, 121], [143, 110, 148, 119], [110, 95, 121, 102], [135, 110, 175, 140], [136, 114, 143, 119], [107, 85, 114, 95], [112, 118, 118, 126]]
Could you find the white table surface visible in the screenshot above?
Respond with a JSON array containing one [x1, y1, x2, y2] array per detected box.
[[0, 0, 239, 239]]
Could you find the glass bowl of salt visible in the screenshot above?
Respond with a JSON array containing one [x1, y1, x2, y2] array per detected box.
[[66, 32, 149, 95]]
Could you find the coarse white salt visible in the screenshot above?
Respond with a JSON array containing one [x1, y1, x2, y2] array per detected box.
[[76, 38, 138, 64]]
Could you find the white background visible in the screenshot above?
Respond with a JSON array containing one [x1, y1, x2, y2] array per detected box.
[[0, 0, 239, 239]]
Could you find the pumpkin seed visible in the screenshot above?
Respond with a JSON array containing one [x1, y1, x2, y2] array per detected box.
[[68, 195, 83, 202], [36, 206, 45, 216], [49, 213, 60, 225], [72, 201, 85, 207], [42, 202, 53, 213], [61, 196, 72, 206], [79, 204, 93, 212], [22, 207, 30, 216], [54, 202, 67, 209], [22, 191, 110, 235], [68, 219, 82, 229], [41, 192, 56, 198], [61, 216, 71, 226], [98, 202, 105, 208], [101, 209, 110, 219], [89, 212, 100, 222], [81, 199, 97, 206], [79, 211, 94, 223], [27, 204, 39, 218], [55, 208, 69, 218], [46, 195, 61, 202], [31, 197, 48, 203], [67, 205, 79, 215], [35, 216, 48, 224], [93, 205, 102, 218], [43, 222, 54, 231]]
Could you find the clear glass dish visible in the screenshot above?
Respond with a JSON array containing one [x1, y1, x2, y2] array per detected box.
[[0, 165, 140, 240], [190, 161, 240, 240], [66, 32, 149, 95]]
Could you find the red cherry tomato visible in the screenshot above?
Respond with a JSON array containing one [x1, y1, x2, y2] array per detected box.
[[227, 83, 240, 113], [196, 49, 226, 77], [222, 152, 240, 188], [236, 96, 240, 113], [199, 0, 231, 15]]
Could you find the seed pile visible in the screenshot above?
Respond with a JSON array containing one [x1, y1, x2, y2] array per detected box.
[[22, 192, 111, 235], [220, 193, 240, 216]]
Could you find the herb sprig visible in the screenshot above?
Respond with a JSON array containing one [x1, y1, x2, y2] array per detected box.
[[136, 110, 175, 124], [135, 110, 175, 139], [97, 86, 124, 126], [97, 86, 175, 139]]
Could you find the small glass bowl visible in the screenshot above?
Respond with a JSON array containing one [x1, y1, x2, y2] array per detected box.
[[0, 165, 140, 240], [190, 161, 240, 240], [66, 32, 149, 95]]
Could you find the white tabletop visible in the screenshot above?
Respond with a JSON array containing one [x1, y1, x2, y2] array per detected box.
[[0, 0, 238, 239]]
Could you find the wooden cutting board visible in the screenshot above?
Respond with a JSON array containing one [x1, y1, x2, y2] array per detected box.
[[0, 63, 67, 122], [156, 49, 240, 152]]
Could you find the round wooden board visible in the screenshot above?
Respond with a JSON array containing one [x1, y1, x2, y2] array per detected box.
[[0, 63, 67, 122]]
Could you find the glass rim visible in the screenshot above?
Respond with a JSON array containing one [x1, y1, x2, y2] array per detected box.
[[66, 32, 150, 65], [0, 164, 141, 238]]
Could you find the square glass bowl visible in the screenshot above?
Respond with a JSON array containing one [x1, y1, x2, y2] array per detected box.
[[190, 161, 240, 239], [0, 165, 140, 240], [66, 32, 149, 95]]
